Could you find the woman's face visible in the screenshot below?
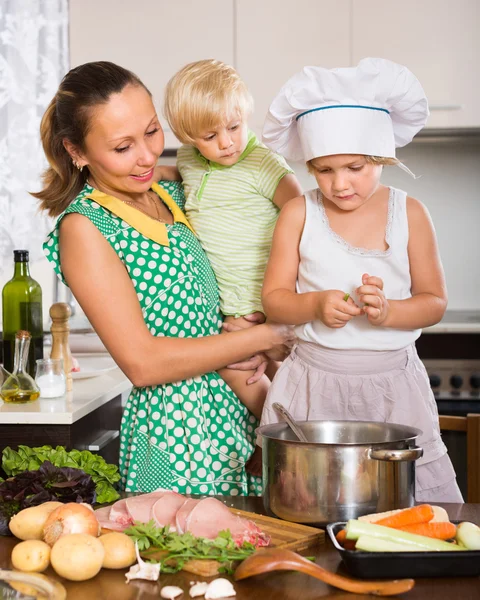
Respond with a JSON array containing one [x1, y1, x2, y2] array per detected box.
[[309, 154, 383, 211], [75, 84, 164, 197]]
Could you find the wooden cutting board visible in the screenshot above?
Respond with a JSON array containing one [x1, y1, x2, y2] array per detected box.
[[230, 508, 324, 552], [139, 508, 324, 577]]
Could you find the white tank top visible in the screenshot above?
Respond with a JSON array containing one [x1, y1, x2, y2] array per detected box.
[[295, 187, 421, 350]]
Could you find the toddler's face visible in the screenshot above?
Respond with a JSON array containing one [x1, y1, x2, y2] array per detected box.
[[309, 154, 382, 211], [193, 117, 248, 166]]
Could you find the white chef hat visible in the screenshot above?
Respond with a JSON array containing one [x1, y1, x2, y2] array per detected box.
[[262, 58, 429, 166]]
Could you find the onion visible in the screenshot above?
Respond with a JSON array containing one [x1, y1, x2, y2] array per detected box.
[[43, 502, 100, 546]]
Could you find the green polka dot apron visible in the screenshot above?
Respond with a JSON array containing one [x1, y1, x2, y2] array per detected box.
[[44, 181, 262, 496]]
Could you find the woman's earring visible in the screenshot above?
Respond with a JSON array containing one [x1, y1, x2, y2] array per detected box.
[[72, 158, 83, 172]]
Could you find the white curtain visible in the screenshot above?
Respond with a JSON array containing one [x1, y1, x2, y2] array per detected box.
[[0, 0, 69, 266]]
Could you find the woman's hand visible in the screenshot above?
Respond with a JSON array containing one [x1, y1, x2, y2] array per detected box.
[[356, 273, 390, 326], [223, 318, 295, 384], [315, 290, 362, 328]]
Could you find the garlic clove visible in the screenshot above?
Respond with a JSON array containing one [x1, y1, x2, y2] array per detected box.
[[161, 586, 184, 599], [189, 581, 209, 597], [125, 541, 160, 582], [205, 578, 236, 599]]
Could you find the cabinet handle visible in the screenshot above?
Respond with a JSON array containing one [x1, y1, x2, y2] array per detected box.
[[429, 104, 464, 111], [85, 430, 119, 451]]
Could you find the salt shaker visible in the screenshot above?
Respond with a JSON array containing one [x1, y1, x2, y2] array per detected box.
[[49, 302, 73, 392]]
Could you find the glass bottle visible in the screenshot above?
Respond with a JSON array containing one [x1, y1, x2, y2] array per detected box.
[[2, 249, 43, 376], [0, 331, 40, 403]]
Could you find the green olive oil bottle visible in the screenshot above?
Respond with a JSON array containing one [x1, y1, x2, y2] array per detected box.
[[2, 250, 44, 377]]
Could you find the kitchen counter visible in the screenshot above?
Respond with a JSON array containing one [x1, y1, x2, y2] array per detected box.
[[0, 368, 132, 425], [1, 498, 479, 599], [423, 310, 480, 334]]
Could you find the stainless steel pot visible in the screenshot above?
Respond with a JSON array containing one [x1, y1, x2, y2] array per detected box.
[[258, 420, 423, 525]]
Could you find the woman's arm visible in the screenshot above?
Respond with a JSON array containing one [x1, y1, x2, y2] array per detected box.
[[272, 174, 303, 209], [358, 197, 447, 329], [59, 214, 290, 387]]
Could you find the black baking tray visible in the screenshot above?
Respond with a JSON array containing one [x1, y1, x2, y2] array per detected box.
[[327, 521, 480, 578]]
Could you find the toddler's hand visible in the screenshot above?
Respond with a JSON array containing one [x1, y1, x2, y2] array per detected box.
[[356, 273, 390, 326], [316, 290, 362, 328]]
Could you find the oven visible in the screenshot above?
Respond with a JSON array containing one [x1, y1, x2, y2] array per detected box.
[[416, 310, 480, 498]]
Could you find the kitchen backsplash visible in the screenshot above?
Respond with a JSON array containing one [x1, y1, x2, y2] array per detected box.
[[0, 140, 479, 325]]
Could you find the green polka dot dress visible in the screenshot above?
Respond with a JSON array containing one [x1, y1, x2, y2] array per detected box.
[[43, 181, 262, 496]]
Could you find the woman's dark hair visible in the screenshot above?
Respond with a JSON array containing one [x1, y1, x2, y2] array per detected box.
[[32, 61, 151, 217]]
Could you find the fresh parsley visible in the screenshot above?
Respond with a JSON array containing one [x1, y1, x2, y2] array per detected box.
[[125, 521, 257, 574]]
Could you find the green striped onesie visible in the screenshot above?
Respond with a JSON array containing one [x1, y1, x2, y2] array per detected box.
[[177, 131, 293, 317]]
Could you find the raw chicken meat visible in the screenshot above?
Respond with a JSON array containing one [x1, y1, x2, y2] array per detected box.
[[96, 491, 270, 547], [152, 492, 186, 530], [175, 498, 200, 534], [186, 498, 270, 547]]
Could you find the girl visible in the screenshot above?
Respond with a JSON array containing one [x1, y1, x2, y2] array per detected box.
[[34, 61, 293, 496], [161, 59, 302, 420], [259, 58, 463, 502]]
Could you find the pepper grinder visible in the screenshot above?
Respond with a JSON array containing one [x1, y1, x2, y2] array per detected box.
[[49, 302, 73, 392]]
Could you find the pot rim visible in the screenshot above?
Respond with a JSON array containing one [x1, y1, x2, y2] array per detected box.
[[256, 419, 422, 446]]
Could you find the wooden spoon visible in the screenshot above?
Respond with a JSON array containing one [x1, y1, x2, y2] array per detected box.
[[234, 548, 415, 596]]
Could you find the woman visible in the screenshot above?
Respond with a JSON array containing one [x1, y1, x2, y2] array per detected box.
[[34, 61, 293, 496]]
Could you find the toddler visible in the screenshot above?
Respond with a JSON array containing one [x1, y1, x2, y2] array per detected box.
[[162, 59, 302, 419]]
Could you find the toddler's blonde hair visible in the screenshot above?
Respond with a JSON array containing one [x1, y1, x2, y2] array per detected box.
[[164, 59, 254, 145]]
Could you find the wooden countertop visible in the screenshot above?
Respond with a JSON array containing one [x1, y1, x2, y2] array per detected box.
[[1, 499, 479, 599]]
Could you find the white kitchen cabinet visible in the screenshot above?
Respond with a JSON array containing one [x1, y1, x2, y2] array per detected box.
[[352, 0, 480, 128], [69, 0, 235, 148], [236, 0, 351, 135]]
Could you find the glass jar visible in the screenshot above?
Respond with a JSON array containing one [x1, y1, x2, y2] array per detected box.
[[35, 358, 66, 398]]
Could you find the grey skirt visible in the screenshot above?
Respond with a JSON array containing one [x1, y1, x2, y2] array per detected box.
[[260, 341, 463, 503]]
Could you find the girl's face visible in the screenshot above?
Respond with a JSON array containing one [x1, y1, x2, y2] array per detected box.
[[309, 154, 383, 211], [193, 116, 248, 166], [73, 84, 164, 198]]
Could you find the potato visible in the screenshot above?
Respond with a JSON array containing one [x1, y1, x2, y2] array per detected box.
[[99, 532, 136, 569], [9, 502, 63, 540], [50, 533, 105, 581], [11, 540, 51, 572]]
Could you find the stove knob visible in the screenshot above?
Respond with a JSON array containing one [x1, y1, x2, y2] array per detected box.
[[470, 373, 480, 389], [450, 375, 463, 389], [429, 374, 441, 388]]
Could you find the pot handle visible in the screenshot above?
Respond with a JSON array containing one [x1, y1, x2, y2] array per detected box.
[[369, 447, 423, 462]]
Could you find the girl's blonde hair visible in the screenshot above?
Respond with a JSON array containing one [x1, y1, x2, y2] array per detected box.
[[164, 59, 254, 145], [307, 155, 399, 173], [32, 61, 150, 217]]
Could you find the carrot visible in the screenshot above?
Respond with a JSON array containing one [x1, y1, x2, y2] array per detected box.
[[335, 529, 356, 550], [398, 522, 457, 540], [336, 529, 347, 544], [375, 504, 434, 528]]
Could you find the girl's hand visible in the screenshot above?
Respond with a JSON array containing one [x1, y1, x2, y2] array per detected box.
[[356, 273, 390, 326], [316, 290, 362, 328]]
